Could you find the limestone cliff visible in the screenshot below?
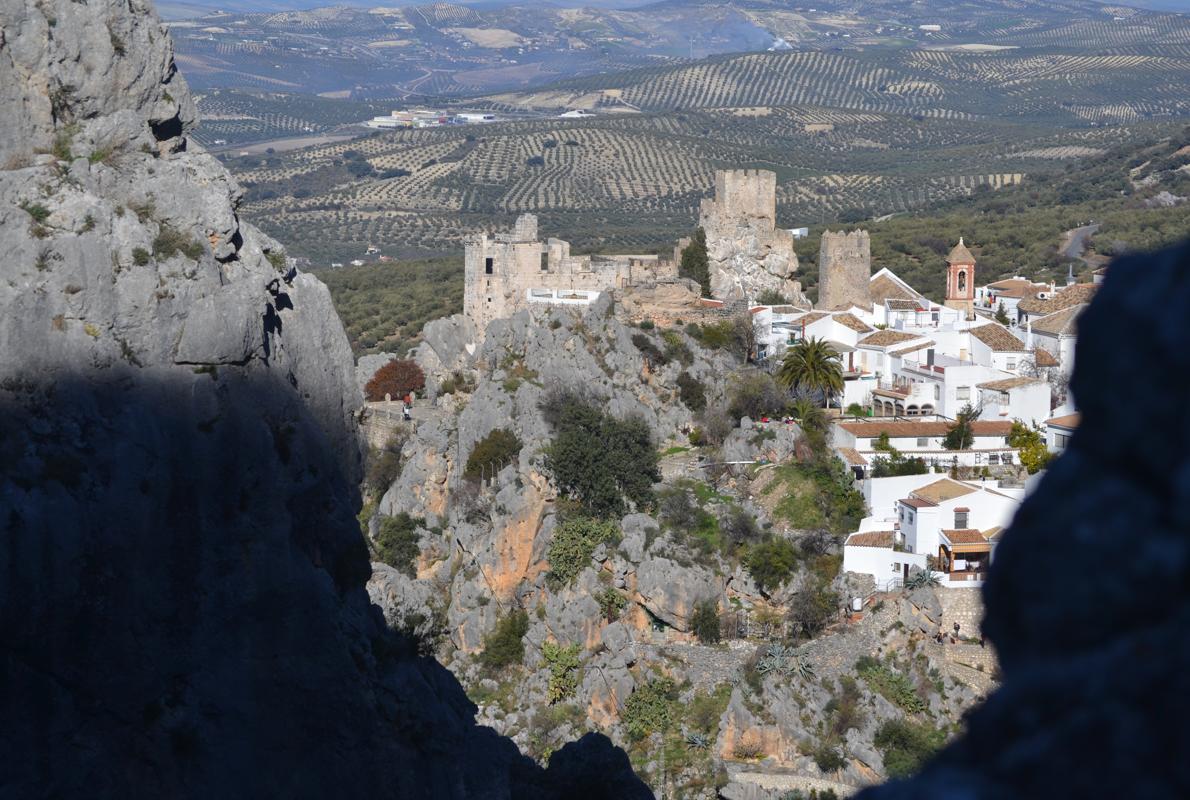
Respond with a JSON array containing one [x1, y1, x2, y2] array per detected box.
[[0, 1, 648, 796]]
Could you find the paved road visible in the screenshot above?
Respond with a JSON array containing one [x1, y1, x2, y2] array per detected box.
[[1060, 223, 1100, 262]]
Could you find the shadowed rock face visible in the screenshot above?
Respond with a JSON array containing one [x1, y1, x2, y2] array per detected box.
[[856, 241, 1190, 799], [0, 1, 650, 796]]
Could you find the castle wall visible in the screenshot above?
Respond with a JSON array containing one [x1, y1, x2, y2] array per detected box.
[[818, 230, 872, 311], [698, 169, 803, 303], [464, 214, 676, 332]]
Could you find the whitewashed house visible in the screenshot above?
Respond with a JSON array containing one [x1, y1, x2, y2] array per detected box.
[[967, 324, 1032, 373], [832, 418, 1018, 477], [1045, 412, 1080, 453], [974, 277, 1051, 325], [895, 478, 1018, 586], [976, 376, 1050, 428], [1027, 304, 1083, 377]]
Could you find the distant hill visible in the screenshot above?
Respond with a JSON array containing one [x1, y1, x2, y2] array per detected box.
[[170, 0, 1190, 98]]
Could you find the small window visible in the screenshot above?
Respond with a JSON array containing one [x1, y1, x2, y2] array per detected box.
[[1006, 358, 1016, 370], [955, 511, 968, 528], [540, 253, 549, 272], [916, 437, 927, 447], [891, 563, 900, 573], [484, 256, 493, 275], [989, 453, 999, 465], [974, 453, 982, 464], [1056, 434, 1069, 448], [957, 386, 970, 401], [908, 511, 915, 523], [1003, 453, 1013, 465]]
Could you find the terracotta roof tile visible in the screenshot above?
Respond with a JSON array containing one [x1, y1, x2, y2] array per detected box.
[[901, 497, 936, 508], [1018, 283, 1097, 315], [834, 312, 874, 333], [858, 330, 923, 348], [941, 528, 990, 544], [838, 447, 868, 466], [846, 531, 895, 548], [977, 376, 1046, 391], [870, 274, 916, 304], [912, 478, 978, 504], [889, 340, 935, 356], [1032, 347, 1059, 367], [947, 238, 975, 264], [798, 311, 830, 326], [969, 324, 1026, 352], [885, 298, 923, 311], [837, 420, 1013, 438], [1030, 304, 1083, 336], [986, 278, 1049, 298], [1046, 413, 1080, 429]]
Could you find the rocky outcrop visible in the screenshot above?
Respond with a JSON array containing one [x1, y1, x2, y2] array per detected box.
[[0, 1, 649, 796], [857, 241, 1190, 799]]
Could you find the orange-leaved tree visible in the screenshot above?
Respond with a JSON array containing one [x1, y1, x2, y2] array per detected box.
[[365, 359, 425, 402]]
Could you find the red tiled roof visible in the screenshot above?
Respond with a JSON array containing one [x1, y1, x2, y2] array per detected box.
[[846, 531, 895, 548], [942, 528, 990, 544], [834, 313, 874, 333], [970, 324, 1026, 352], [838, 420, 1013, 438], [1046, 413, 1081, 429], [912, 478, 977, 503], [858, 330, 923, 348], [1033, 347, 1059, 368], [901, 497, 936, 508], [1018, 283, 1097, 315], [977, 377, 1046, 391], [947, 238, 975, 264]]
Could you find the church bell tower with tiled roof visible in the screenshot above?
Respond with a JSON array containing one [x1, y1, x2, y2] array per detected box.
[[945, 237, 976, 319]]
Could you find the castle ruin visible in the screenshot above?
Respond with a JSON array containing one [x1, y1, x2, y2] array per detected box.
[[463, 214, 676, 332], [698, 169, 804, 303], [817, 229, 872, 310]]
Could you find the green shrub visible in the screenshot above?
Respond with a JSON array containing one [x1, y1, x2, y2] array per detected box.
[[788, 581, 839, 642], [691, 599, 721, 644], [638, 319, 654, 330], [812, 739, 847, 772], [373, 513, 423, 576], [729, 371, 787, 420], [479, 609, 529, 669], [465, 428, 522, 480], [542, 641, 581, 704], [874, 719, 946, 777], [678, 227, 710, 296], [622, 677, 676, 741], [743, 537, 798, 593], [596, 587, 627, 621], [132, 247, 151, 266], [541, 392, 659, 518], [857, 659, 927, 714], [152, 225, 204, 261], [661, 330, 693, 365], [676, 371, 707, 412], [548, 517, 620, 585]]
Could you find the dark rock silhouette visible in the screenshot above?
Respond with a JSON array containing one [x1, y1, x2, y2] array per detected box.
[[0, 0, 651, 796], [856, 241, 1190, 799]]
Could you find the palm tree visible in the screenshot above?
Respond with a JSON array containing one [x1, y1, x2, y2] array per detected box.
[[790, 396, 826, 434], [777, 337, 844, 408]]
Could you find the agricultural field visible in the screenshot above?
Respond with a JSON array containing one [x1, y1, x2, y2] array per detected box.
[[311, 126, 1189, 358], [224, 107, 1176, 266], [191, 89, 385, 147], [168, 1, 1190, 101]]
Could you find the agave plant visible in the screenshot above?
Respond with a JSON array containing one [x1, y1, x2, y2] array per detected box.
[[685, 731, 711, 750], [757, 643, 816, 681], [905, 570, 941, 590]]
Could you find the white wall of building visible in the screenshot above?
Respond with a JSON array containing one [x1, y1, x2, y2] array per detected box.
[[842, 546, 927, 588]]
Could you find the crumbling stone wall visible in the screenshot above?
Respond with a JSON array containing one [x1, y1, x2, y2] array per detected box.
[[699, 169, 805, 303], [818, 230, 872, 310], [463, 213, 675, 332]]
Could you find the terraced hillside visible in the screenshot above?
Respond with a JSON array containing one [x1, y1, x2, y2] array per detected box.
[[310, 126, 1189, 357], [228, 108, 1170, 265], [484, 46, 1190, 125], [191, 89, 385, 147], [170, 1, 1190, 100]]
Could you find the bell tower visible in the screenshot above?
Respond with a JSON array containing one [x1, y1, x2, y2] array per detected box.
[[944, 237, 976, 319]]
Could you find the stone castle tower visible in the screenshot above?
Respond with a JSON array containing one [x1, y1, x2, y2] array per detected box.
[[463, 214, 544, 332], [944, 237, 976, 319], [817, 230, 871, 310], [698, 169, 804, 303]]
